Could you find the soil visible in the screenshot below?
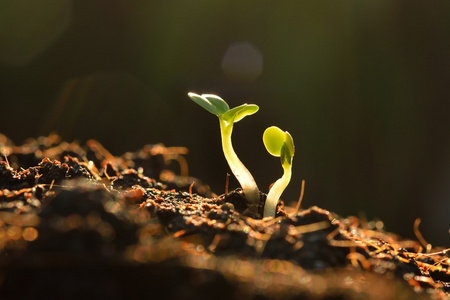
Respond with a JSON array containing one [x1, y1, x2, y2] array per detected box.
[[0, 133, 449, 299]]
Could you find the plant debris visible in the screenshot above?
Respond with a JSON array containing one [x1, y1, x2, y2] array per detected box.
[[0, 134, 449, 299]]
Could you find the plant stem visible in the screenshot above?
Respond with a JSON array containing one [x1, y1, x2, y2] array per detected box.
[[264, 163, 292, 218], [219, 119, 260, 206]]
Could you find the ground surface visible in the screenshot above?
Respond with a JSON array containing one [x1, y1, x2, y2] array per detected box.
[[0, 134, 449, 299]]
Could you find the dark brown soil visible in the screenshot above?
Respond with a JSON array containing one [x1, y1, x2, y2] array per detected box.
[[0, 134, 449, 299]]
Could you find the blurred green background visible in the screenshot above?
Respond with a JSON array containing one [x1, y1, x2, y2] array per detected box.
[[1, 1, 449, 246]]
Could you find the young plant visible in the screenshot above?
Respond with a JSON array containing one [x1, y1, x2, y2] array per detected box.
[[263, 126, 295, 218], [187, 92, 261, 206]]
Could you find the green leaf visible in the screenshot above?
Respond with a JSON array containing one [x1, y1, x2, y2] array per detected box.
[[233, 104, 259, 122], [284, 131, 295, 157], [202, 94, 230, 115], [263, 126, 285, 156], [188, 92, 223, 116], [222, 104, 259, 123]]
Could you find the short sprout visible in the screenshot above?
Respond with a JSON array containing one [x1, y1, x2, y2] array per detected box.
[[187, 93, 261, 206], [263, 126, 295, 218]]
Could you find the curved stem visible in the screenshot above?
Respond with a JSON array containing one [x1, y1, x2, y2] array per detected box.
[[219, 119, 260, 205], [264, 163, 292, 218]]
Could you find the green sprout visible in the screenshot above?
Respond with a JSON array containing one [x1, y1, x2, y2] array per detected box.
[[263, 126, 295, 218], [187, 92, 261, 207]]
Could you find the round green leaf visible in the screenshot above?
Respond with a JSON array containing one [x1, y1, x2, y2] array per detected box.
[[263, 126, 285, 157], [264, 127, 295, 162]]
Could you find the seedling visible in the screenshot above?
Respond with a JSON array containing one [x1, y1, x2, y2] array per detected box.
[[187, 92, 261, 206], [263, 126, 295, 218]]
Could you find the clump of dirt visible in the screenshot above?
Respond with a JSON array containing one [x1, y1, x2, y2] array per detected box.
[[0, 134, 449, 299]]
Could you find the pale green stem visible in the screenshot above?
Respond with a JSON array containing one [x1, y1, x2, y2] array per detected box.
[[264, 163, 292, 218], [219, 119, 260, 205]]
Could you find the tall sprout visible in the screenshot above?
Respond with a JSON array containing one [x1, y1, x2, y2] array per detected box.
[[187, 93, 260, 206]]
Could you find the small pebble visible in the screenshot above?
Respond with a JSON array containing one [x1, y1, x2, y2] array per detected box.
[[220, 202, 235, 212]]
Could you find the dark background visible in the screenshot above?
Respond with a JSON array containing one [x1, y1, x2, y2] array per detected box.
[[1, 1, 449, 246]]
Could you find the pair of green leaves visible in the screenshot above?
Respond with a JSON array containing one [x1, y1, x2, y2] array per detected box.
[[188, 92, 295, 166], [263, 126, 295, 167], [187, 93, 259, 124]]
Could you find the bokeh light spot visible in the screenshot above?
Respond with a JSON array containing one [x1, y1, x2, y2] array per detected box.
[[22, 227, 38, 242], [221, 41, 263, 81], [6, 226, 22, 240]]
